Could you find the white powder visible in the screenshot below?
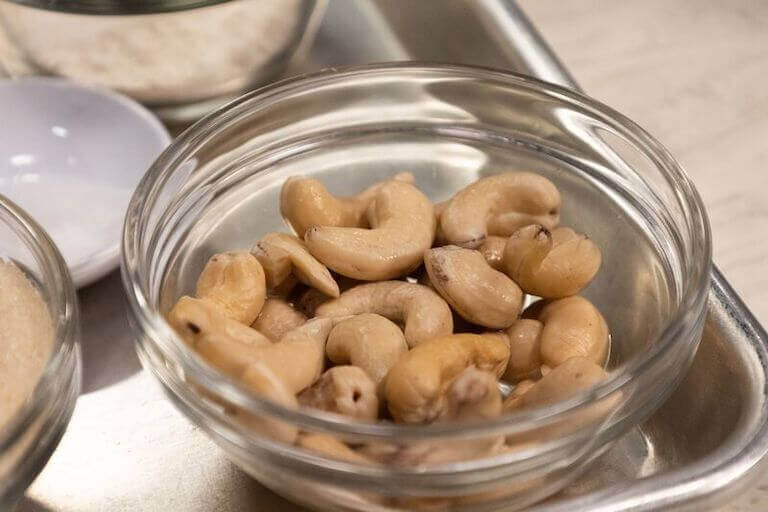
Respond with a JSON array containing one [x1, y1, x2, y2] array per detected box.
[[0, 260, 53, 428], [0, 0, 302, 104]]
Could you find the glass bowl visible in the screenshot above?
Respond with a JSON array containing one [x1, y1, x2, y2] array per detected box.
[[0, 195, 81, 509], [121, 64, 711, 510], [0, 0, 324, 122]]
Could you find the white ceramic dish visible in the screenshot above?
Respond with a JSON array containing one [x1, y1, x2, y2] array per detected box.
[[0, 77, 170, 287]]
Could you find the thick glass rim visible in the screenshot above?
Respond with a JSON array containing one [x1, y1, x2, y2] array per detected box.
[[121, 62, 712, 442], [0, 194, 79, 455]]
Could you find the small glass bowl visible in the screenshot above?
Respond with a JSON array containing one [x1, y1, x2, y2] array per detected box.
[[0, 195, 81, 509], [122, 64, 711, 510]]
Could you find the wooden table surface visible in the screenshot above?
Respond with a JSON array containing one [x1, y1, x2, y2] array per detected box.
[[519, 1, 768, 509]]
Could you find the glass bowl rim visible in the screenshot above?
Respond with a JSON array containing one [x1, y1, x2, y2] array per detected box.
[[121, 62, 712, 440]]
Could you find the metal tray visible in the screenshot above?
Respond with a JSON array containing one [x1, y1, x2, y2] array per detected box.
[[19, 1, 768, 510]]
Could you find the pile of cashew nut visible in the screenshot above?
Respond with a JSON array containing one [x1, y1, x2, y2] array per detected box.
[[167, 171, 613, 467]]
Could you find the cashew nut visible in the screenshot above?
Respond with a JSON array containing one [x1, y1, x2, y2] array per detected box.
[[234, 361, 299, 443], [525, 296, 609, 368], [478, 236, 507, 271], [251, 232, 339, 298], [503, 224, 601, 298], [439, 172, 561, 248], [167, 296, 272, 376], [280, 172, 414, 237], [304, 181, 435, 280], [504, 357, 608, 412], [251, 298, 307, 341], [316, 281, 453, 348], [296, 433, 374, 464], [440, 366, 502, 421], [298, 366, 379, 421], [361, 436, 505, 468], [499, 319, 543, 382], [326, 313, 408, 394], [424, 245, 523, 328], [195, 252, 266, 324], [384, 334, 510, 423]]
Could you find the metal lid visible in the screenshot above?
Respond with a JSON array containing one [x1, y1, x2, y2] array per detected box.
[[6, 0, 231, 15]]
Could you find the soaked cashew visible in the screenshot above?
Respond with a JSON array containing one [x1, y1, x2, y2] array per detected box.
[[326, 314, 408, 394], [504, 357, 608, 411], [440, 366, 502, 421], [299, 366, 379, 421], [500, 319, 543, 382], [478, 236, 507, 271], [424, 245, 523, 329], [297, 433, 374, 464], [384, 334, 510, 423], [195, 252, 266, 325], [439, 172, 561, 248], [234, 361, 299, 443], [304, 181, 435, 280], [503, 224, 602, 298], [168, 296, 272, 375], [251, 298, 307, 341], [251, 232, 339, 298], [526, 296, 609, 368], [280, 172, 414, 237], [316, 281, 453, 348]]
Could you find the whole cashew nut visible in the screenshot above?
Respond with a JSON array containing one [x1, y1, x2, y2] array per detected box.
[[298, 365, 379, 421], [384, 334, 510, 423], [251, 298, 307, 341], [316, 281, 453, 348], [304, 181, 435, 280], [424, 245, 523, 329], [326, 313, 408, 394], [478, 236, 507, 271], [440, 366, 502, 421], [251, 232, 339, 298], [234, 361, 299, 443], [439, 172, 561, 248], [195, 252, 266, 325], [280, 172, 414, 237], [168, 296, 272, 376], [499, 318, 543, 382], [297, 433, 374, 464], [503, 224, 602, 298], [525, 296, 609, 368]]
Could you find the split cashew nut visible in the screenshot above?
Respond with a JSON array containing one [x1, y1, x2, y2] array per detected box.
[[280, 172, 414, 237], [195, 252, 266, 325], [525, 296, 609, 368], [424, 245, 523, 328], [251, 298, 307, 341], [251, 232, 339, 297], [439, 172, 561, 248], [299, 365, 379, 421], [304, 181, 435, 280], [503, 224, 602, 298], [384, 334, 510, 423], [326, 313, 408, 394], [316, 281, 453, 348]]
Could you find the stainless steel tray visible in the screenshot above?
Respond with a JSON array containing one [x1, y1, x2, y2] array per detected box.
[[19, 1, 768, 511]]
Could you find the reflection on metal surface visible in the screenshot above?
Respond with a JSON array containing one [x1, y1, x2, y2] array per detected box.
[[22, 1, 768, 511]]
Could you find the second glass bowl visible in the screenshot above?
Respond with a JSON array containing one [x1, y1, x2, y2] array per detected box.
[[122, 64, 711, 510], [0, 195, 81, 509]]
